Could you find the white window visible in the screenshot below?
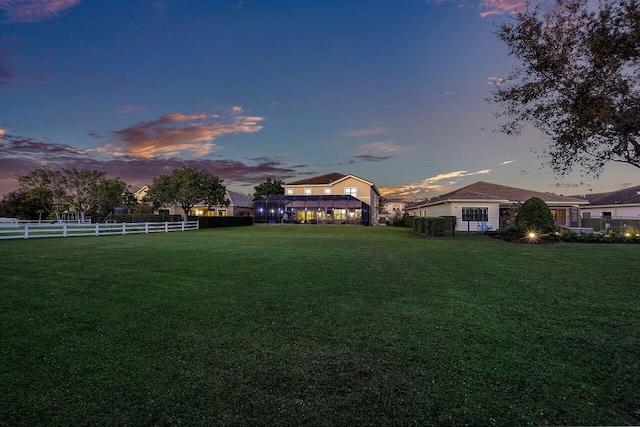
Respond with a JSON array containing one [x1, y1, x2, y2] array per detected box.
[[344, 187, 357, 197], [286, 189, 293, 195], [304, 188, 312, 195], [324, 188, 331, 195]]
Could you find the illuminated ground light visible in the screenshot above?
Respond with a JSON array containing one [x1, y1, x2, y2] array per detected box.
[[526, 231, 540, 243]]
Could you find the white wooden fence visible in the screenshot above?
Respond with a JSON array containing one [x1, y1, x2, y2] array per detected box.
[[0, 221, 199, 240]]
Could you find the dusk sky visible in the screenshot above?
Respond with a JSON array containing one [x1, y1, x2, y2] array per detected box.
[[1, 0, 637, 201]]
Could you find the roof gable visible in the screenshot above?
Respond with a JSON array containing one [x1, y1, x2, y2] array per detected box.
[[226, 190, 253, 208]]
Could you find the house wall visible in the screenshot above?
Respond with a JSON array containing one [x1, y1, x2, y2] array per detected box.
[[406, 201, 501, 231], [284, 176, 379, 224], [580, 205, 640, 219]]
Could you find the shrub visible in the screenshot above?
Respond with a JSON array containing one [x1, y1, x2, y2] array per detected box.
[[513, 197, 556, 234], [402, 213, 414, 228], [412, 217, 446, 237]]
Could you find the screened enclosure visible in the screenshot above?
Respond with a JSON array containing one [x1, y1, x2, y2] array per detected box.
[[253, 195, 373, 225]]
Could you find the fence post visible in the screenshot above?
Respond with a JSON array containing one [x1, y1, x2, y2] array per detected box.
[[145, 222, 149, 233], [95, 223, 99, 236], [63, 223, 67, 237], [181, 221, 185, 231], [165, 221, 168, 232], [24, 223, 29, 239], [122, 222, 126, 235]]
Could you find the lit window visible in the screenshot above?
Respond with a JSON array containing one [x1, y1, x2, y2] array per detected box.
[[286, 189, 293, 195], [304, 188, 312, 195], [324, 188, 331, 194], [462, 207, 488, 222], [345, 187, 357, 197]]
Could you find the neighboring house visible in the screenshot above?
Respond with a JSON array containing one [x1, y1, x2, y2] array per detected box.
[[161, 190, 254, 217], [254, 172, 380, 225], [379, 200, 406, 223], [134, 185, 149, 202], [405, 181, 588, 231], [577, 185, 640, 219]]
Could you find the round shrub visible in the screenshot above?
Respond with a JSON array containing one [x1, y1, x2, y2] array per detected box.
[[513, 197, 556, 234]]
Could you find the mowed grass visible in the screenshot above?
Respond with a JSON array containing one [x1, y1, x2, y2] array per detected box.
[[0, 226, 638, 426]]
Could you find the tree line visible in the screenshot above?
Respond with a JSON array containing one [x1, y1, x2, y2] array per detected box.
[[0, 167, 286, 222]]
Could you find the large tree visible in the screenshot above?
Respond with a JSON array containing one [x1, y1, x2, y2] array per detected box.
[[145, 168, 227, 220], [252, 178, 284, 200], [17, 168, 63, 217], [490, 0, 640, 177], [18, 168, 129, 222]]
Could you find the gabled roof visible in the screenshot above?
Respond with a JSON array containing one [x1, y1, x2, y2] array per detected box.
[[407, 181, 588, 209], [580, 185, 640, 206], [286, 172, 380, 196], [226, 190, 253, 208]]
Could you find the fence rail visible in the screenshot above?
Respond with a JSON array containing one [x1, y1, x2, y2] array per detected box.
[[0, 221, 199, 240]]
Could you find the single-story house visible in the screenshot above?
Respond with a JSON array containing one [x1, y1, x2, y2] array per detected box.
[[577, 185, 640, 219], [405, 181, 588, 231], [254, 172, 380, 225]]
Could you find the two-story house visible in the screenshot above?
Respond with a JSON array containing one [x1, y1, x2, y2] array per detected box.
[[254, 172, 380, 225]]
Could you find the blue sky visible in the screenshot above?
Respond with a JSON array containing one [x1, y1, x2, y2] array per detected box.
[[1, 0, 637, 200]]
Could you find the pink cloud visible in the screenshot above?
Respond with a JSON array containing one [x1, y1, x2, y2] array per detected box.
[[479, 0, 535, 17], [116, 105, 144, 114], [0, 0, 80, 23], [112, 112, 264, 158]]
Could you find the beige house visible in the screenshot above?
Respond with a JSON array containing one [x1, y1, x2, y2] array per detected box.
[[379, 200, 406, 223], [255, 172, 380, 225], [405, 181, 588, 231], [158, 190, 254, 218]]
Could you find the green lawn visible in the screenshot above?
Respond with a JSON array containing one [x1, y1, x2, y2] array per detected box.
[[1, 226, 638, 426]]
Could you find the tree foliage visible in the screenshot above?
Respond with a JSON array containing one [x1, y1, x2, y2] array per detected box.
[[490, 0, 640, 176], [17, 167, 129, 222], [0, 190, 46, 220], [145, 168, 227, 220], [513, 197, 556, 234], [253, 178, 284, 200]]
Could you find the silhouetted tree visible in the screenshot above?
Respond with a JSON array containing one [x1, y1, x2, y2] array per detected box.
[[490, 0, 640, 176]]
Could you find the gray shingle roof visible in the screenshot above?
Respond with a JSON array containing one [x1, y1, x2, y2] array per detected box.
[[581, 185, 640, 206]]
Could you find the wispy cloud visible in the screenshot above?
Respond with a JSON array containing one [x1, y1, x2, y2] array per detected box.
[[344, 127, 387, 137], [380, 169, 492, 200], [357, 141, 406, 153], [355, 155, 393, 162], [0, 0, 80, 23], [88, 131, 103, 139], [499, 160, 515, 165], [111, 111, 264, 158], [479, 0, 527, 17], [116, 105, 144, 114], [487, 76, 505, 87]]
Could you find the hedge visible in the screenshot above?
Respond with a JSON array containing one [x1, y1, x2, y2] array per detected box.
[[412, 217, 446, 237], [192, 216, 254, 228]]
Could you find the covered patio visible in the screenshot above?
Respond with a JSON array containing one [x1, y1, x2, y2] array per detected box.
[[254, 195, 373, 225]]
